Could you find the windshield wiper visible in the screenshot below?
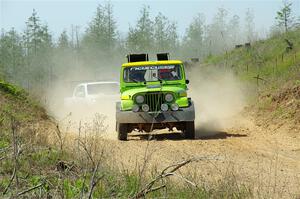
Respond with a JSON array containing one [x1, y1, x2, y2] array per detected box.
[[157, 77, 166, 84], [129, 77, 138, 83]]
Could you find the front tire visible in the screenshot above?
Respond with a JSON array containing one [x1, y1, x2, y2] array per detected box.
[[184, 121, 195, 139], [117, 122, 128, 141]]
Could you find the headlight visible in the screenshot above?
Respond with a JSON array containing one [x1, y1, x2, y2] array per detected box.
[[161, 103, 168, 112], [141, 104, 149, 112], [170, 103, 179, 111], [165, 93, 174, 102], [132, 104, 139, 112], [135, 95, 144, 104]]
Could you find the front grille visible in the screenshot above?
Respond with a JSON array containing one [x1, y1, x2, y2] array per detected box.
[[145, 92, 164, 112]]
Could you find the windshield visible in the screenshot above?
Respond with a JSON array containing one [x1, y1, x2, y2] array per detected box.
[[87, 83, 119, 95], [123, 64, 182, 83]]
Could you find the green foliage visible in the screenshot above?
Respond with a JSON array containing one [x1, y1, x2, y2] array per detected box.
[[23, 9, 53, 91], [202, 27, 300, 128], [275, 0, 294, 32], [57, 30, 70, 50], [81, 2, 118, 68], [0, 79, 48, 128], [0, 79, 26, 99], [1, 3, 300, 95], [0, 177, 10, 191], [0, 139, 9, 148], [63, 179, 80, 198], [0, 29, 24, 84], [205, 28, 300, 83], [30, 149, 60, 167], [182, 13, 206, 58], [127, 5, 154, 52], [245, 8, 256, 42], [153, 12, 178, 53]]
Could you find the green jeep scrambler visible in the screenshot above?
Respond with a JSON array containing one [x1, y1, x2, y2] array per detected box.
[[116, 53, 195, 140]]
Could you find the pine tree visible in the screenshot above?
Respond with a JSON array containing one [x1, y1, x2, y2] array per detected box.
[[127, 6, 153, 52], [245, 8, 256, 42], [153, 12, 178, 53], [53, 30, 74, 76], [166, 22, 179, 55], [58, 30, 70, 50], [23, 9, 53, 90], [182, 13, 206, 58], [207, 7, 228, 54], [0, 28, 24, 83], [103, 2, 117, 52], [275, 1, 294, 33], [227, 15, 241, 47], [81, 2, 117, 68]]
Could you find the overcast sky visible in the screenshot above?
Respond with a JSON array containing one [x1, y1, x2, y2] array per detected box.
[[1, 0, 300, 39]]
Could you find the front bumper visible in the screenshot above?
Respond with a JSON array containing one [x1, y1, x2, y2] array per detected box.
[[116, 101, 195, 123]]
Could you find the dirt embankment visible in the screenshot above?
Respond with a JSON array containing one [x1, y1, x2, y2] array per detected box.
[[255, 83, 300, 134], [42, 66, 300, 198], [101, 70, 299, 197], [97, 111, 299, 198]]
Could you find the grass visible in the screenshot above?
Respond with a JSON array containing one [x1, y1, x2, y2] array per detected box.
[[204, 28, 300, 83], [2, 29, 300, 198], [0, 79, 253, 198], [0, 80, 26, 99], [203, 28, 300, 128]]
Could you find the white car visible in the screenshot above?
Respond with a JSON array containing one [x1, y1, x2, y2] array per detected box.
[[64, 81, 119, 108]]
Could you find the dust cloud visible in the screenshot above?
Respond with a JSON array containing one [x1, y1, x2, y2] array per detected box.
[[44, 59, 119, 139], [188, 64, 248, 138], [45, 60, 249, 140]]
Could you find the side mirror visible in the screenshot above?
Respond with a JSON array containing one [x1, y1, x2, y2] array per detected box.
[[185, 79, 190, 84]]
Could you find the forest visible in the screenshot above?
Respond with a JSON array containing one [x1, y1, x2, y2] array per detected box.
[[0, 2, 299, 94]]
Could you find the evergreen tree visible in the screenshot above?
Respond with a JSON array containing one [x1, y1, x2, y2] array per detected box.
[[182, 13, 206, 58], [153, 12, 178, 53], [166, 22, 179, 56], [53, 30, 73, 76], [81, 2, 117, 68], [275, 0, 294, 32], [245, 8, 256, 42], [23, 9, 53, 90], [227, 15, 241, 47], [58, 30, 70, 50], [0, 28, 24, 83], [207, 7, 228, 54], [127, 6, 153, 52]]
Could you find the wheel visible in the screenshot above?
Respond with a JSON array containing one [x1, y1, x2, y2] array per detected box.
[[184, 121, 195, 139], [117, 122, 128, 141]]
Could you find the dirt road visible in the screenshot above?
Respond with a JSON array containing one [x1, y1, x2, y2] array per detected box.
[[99, 115, 300, 198]]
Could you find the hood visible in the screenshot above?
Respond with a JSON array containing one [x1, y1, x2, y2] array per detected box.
[[121, 84, 186, 98]]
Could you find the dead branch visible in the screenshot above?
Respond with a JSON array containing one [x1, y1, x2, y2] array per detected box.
[[133, 158, 195, 198], [79, 170, 87, 199], [11, 116, 19, 187], [169, 173, 197, 187], [88, 161, 102, 199], [141, 184, 166, 197], [55, 124, 64, 151], [138, 138, 152, 187], [16, 182, 45, 197], [162, 158, 194, 174], [77, 139, 95, 166], [133, 156, 216, 199], [3, 167, 16, 195], [3, 117, 20, 195]]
